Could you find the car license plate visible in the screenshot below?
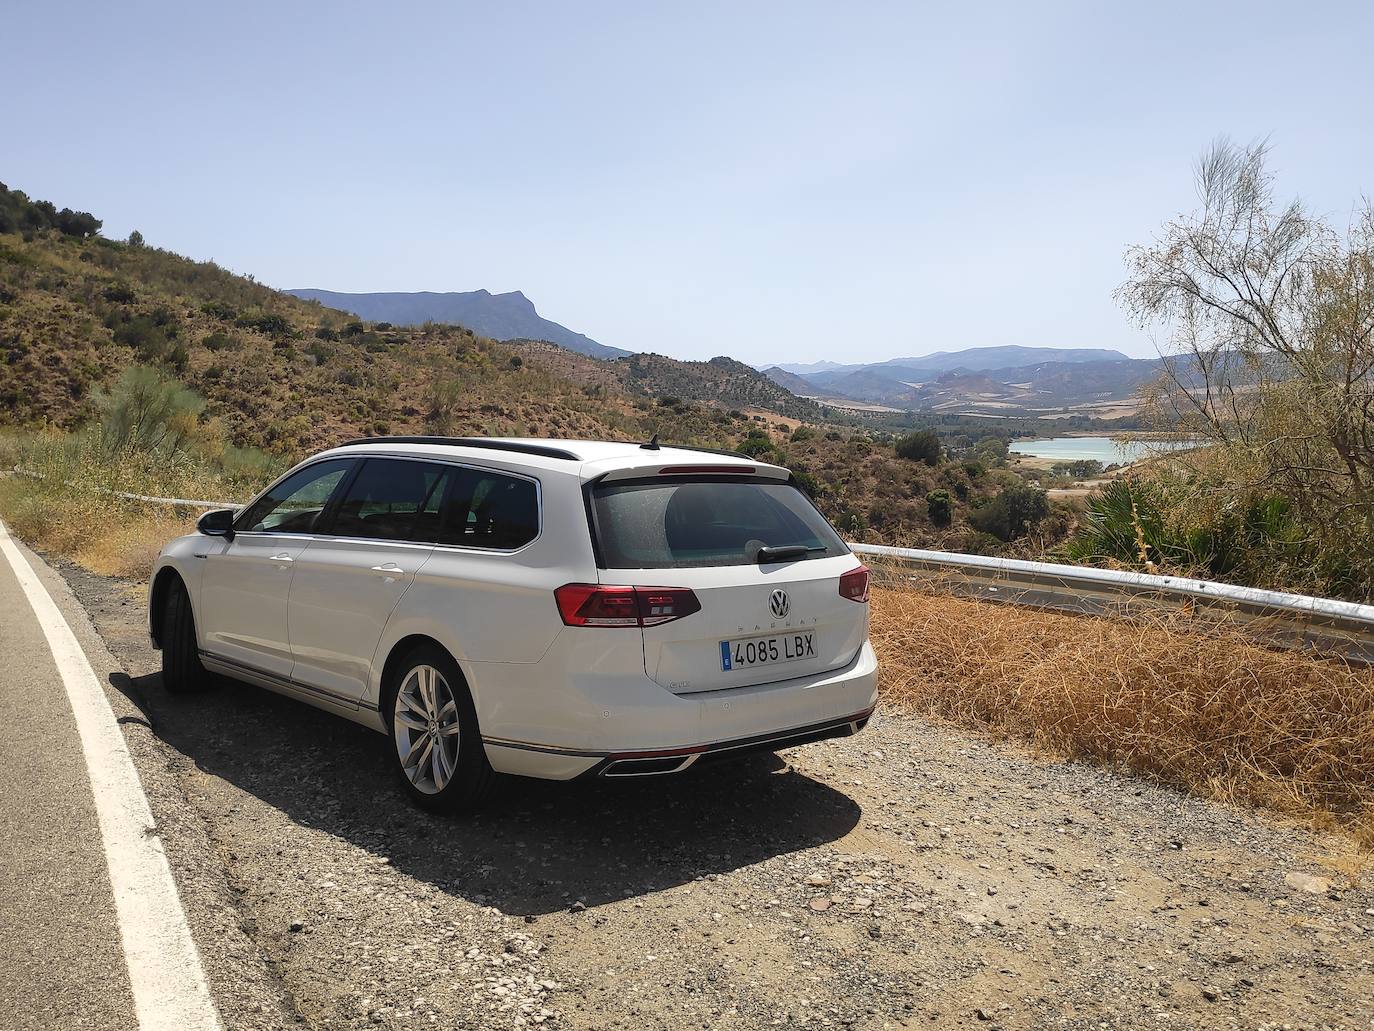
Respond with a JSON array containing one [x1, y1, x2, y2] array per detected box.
[[720, 632, 815, 671]]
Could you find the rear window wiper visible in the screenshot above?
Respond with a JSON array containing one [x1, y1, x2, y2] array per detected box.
[[755, 544, 824, 564]]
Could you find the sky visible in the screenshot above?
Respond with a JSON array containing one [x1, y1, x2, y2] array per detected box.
[[6, 1, 1373, 364]]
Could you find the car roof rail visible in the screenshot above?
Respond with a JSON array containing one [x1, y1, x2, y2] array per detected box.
[[338, 436, 581, 461]]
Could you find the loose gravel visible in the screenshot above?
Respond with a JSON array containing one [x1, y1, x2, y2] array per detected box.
[[52, 557, 1374, 1031]]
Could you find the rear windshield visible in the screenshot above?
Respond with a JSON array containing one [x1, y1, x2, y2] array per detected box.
[[591, 478, 848, 568]]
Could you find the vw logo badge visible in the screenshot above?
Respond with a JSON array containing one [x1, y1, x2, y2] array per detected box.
[[769, 589, 790, 619]]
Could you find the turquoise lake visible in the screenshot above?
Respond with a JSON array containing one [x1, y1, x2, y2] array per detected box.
[[1008, 436, 1185, 464]]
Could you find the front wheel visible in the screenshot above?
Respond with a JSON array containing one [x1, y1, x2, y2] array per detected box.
[[383, 645, 495, 813], [161, 576, 209, 694]]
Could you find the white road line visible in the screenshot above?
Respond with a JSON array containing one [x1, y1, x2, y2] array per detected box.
[[0, 520, 222, 1031]]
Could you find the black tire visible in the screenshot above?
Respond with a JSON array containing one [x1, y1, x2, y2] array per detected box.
[[382, 644, 495, 814], [161, 576, 209, 694]]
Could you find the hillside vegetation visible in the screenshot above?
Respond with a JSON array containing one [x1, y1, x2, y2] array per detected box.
[[0, 185, 1043, 551]]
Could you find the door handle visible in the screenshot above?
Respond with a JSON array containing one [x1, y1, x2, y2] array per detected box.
[[370, 563, 403, 573], [271, 553, 295, 563]]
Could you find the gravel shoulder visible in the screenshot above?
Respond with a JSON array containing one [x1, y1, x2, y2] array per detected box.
[[41, 555, 1374, 1031]]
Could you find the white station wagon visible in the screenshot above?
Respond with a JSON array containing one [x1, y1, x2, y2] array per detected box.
[[150, 437, 877, 811]]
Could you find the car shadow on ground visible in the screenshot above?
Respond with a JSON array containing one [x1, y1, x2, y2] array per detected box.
[[110, 670, 863, 916]]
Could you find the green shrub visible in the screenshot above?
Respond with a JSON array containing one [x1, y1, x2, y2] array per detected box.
[[792, 469, 822, 498], [737, 428, 775, 458], [235, 311, 291, 336], [895, 429, 941, 465], [201, 300, 237, 321], [95, 365, 205, 455], [968, 483, 1049, 541], [926, 488, 953, 527], [202, 331, 237, 352]]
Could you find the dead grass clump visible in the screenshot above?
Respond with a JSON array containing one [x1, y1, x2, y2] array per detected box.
[[0, 478, 195, 579], [869, 585, 1374, 847]]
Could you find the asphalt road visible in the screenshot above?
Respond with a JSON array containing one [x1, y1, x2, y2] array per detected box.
[[2, 533, 1373, 1030], [0, 530, 137, 1031]]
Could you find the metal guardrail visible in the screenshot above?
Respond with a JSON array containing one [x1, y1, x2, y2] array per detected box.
[[12, 467, 1373, 664], [851, 543, 1374, 666]]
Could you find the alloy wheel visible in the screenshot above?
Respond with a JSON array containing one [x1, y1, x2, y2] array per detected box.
[[392, 664, 461, 795]]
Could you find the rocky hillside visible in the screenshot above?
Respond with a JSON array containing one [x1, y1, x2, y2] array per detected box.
[[0, 186, 1027, 547]]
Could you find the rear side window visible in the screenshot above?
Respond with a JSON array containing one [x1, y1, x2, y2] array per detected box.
[[331, 459, 452, 542], [438, 469, 540, 550], [237, 459, 353, 534], [591, 478, 847, 568]]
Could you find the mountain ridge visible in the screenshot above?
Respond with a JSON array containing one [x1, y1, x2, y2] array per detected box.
[[285, 287, 629, 360]]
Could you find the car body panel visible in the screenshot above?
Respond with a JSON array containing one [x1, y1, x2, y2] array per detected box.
[[149, 438, 876, 783]]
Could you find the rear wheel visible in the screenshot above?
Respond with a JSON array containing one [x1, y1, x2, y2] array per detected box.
[[383, 644, 494, 813], [161, 577, 209, 694]]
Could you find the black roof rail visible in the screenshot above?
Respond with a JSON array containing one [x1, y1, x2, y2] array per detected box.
[[339, 436, 580, 461]]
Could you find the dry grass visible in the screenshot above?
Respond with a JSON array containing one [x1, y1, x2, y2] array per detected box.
[[869, 584, 1374, 848], [0, 479, 197, 579]]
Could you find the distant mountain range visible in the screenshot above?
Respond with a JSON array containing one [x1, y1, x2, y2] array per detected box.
[[763, 345, 1163, 416], [285, 288, 629, 360]]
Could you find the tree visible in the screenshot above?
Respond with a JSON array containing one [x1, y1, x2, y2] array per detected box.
[[54, 207, 101, 238], [895, 429, 941, 465], [968, 483, 1049, 542], [1120, 139, 1374, 594], [1051, 459, 1104, 479], [127, 229, 145, 247], [973, 437, 1009, 467], [926, 488, 953, 527]]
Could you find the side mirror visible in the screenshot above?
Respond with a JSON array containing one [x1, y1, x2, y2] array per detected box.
[[197, 508, 236, 538]]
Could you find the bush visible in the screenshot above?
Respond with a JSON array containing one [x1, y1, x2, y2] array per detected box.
[[792, 469, 822, 498], [202, 331, 237, 352], [113, 315, 184, 369], [314, 326, 339, 341], [968, 483, 1049, 541], [895, 429, 941, 466], [103, 283, 137, 304], [201, 301, 237, 321], [925, 489, 953, 527], [235, 311, 291, 336], [737, 429, 775, 458], [95, 365, 205, 455]]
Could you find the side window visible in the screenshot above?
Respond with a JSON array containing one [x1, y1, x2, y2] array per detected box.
[[237, 460, 353, 534], [331, 459, 452, 542], [439, 469, 539, 549]]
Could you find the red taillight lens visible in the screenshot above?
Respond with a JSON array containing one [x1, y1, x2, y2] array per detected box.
[[555, 584, 702, 627], [839, 564, 870, 603]]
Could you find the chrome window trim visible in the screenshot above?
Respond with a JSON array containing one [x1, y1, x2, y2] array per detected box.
[[232, 453, 544, 554]]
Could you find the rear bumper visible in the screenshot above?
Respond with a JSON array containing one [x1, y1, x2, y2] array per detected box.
[[478, 639, 879, 780], [580, 705, 874, 778]]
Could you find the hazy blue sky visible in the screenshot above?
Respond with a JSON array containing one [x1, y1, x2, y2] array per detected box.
[[7, 1, 1372, 363]]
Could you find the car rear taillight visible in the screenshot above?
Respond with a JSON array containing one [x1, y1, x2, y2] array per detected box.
[[555, 584, 702, 627], [839, 564, 870, 603]]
